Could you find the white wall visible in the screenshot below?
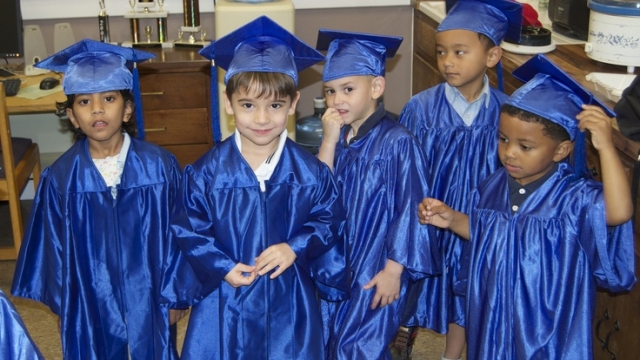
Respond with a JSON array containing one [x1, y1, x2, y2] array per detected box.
[[21, 0, 410, 20]]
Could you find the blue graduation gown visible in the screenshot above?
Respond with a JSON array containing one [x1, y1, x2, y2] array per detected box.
[[398, 83, 507, 331], [12, 138, 185, 360], [172, 137, 349, 360], [323, 114, 440, 360], [463, 163, 636, 359], [0, 289, 44, 360]]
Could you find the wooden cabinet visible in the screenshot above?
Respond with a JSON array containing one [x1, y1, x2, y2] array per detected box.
[[412, 2, 640, 357], [137, 47, 213, 167]]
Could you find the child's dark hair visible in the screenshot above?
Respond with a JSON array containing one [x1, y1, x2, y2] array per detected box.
[[478, 33, 496, 51], [501, 103, 570, 143], [225, 72, 297, 102], [55, 90, 137, 140]]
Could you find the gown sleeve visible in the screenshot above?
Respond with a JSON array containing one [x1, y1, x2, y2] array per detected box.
[[386, 135, 441, 280], [170, 165, 237, 289], [285, 163, 349, 301], [11, 168, 64, 316], [580, 183, 636, 292], [160, 159, 214, 308], [0, 289, 44, 360]]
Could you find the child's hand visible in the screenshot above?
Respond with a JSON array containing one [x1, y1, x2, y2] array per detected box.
[[169, 308, 190, 325], [576, 104, 614, 152], [363, 259, 404, 310], [255, 243, 297, 279], [321, 107, 345, 145], [224, 263, 257, 288], [418, 198, 454, 228]]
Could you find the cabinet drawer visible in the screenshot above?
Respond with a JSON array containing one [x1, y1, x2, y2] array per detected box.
[[163, 143, 212, 168], [139, 72, 209, 110], [143, 108, 211, 146]]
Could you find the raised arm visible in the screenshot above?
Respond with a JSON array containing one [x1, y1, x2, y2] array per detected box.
[[577, 105, 633, 225], [418, 198, 471, 240], [317, 107, 344, 171]]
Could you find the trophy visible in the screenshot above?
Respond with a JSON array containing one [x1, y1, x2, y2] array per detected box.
[[98, 0, 111, 43], [122, 0, 172, 48], [175, 0, 209, 47]]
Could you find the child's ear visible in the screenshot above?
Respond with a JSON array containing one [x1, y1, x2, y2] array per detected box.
[[223, 92, 234, 115], [66, 108, 81, 129], [486, 46, 503, 68], [122, 100, 134, 123], [371, 76, 385, 100], [288, 91, 301, 116], [553, 140, 574, 162]]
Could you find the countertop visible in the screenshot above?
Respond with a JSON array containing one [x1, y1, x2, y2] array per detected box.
[[412, 0, 640, 159]]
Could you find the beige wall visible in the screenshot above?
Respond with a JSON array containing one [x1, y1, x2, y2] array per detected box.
[[21, 6, 413, 118]]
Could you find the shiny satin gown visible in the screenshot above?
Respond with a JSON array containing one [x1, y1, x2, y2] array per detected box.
[[12, 138, 185, 360], [398, 83, 507, 332], [323, 111, 440, 360], [462, 164, 636, 359], [0, 289, 44, 360], [172, 137, 349, 360]]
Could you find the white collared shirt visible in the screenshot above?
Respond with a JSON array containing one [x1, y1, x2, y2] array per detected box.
[[92, 132, 131, 199], [444, 75, 491, 126], [234, 129, 288, 192]]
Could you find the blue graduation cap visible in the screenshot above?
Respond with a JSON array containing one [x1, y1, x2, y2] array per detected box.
[[438, 0, 523, 45], [506, 54, 616, 178], [35, 39, 155, 139], [35, 39, 154, 95], [199, 15, 324, 86], [316, 29, 403, 82]]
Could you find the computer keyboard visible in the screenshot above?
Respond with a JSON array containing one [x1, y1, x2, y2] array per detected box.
[[0, 78, 21, 97]]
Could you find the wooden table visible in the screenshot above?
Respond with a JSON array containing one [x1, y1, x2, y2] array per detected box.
[[5, 74, 66, 115]]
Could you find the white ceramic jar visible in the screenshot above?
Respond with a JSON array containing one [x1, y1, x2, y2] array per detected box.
[[585, 0, 640, 73]]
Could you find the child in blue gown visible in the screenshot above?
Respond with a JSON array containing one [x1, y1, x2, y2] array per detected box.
[[395, 1, 524, 358], [170, 16, 349, 360], [11, 39, 192, 359], [418, 54, 636, 360], [315, 29, 440, 360], [0, 289, 43, 360]]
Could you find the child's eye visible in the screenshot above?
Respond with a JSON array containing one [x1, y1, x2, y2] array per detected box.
[[436, 50, 445, 56], [324, 89, 335, 95], [104, 96, 115, 102], [520, 145, 531, 151], [498, 136, 508, 143], [344, 87, 353, 93], [270, 103, 283, 109], [455, 50, 465, 56], [78, 99, 90, 106], [241, 103, 254, 109]]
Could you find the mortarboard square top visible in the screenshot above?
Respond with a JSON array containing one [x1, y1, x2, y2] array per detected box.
[[316, 29, 403, 82], [34, 39, 154, 95], [199, 16, 324, 86], [507, 54, 615, 141], [437, 0, 523, 45]]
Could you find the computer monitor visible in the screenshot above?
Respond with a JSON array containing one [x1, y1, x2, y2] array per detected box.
[[0, 0, 24, 58]]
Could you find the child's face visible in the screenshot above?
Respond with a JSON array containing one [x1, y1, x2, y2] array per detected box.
[[498, 113, 571, 186], [435, 29, 497, 99], [224, 86, 299, 153], [323, 75, 381, 129], [66, 91, 132, 147]]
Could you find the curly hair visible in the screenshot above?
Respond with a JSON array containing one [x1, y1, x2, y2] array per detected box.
[[501, 103, 570, 143]]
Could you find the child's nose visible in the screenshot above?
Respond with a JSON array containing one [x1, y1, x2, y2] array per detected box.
[[91, 103, 104, 115], [254, 109, 269, 124]]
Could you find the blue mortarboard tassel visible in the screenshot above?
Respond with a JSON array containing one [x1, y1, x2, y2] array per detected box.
[[507, 54, 616, 179]]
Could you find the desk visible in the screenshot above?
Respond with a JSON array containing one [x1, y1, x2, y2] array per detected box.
[[6, 74, 65, 115]]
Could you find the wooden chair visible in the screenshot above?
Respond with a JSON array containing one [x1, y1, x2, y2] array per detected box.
[[0, 83, 42, 260]]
